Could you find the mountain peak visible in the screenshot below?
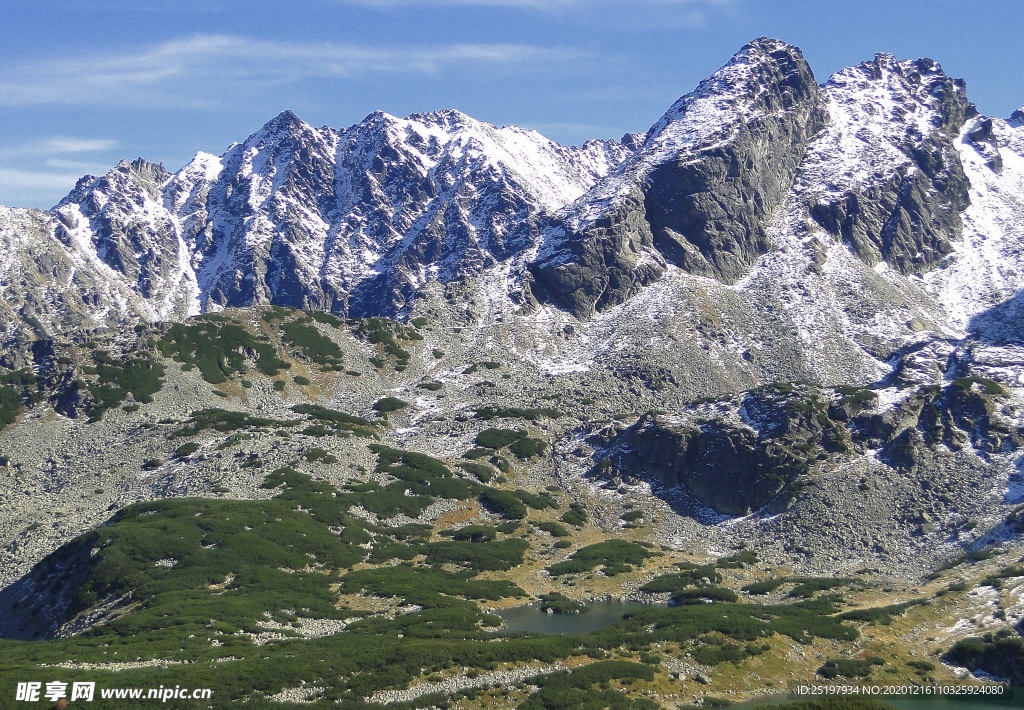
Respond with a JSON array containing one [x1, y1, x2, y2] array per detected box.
[[249, 109, 318, 146], [643, 37, 818, 155]]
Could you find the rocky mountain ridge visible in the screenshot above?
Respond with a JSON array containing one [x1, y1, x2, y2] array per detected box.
[[1, 38, 1021, 350], [1, 38, 1024, 703]]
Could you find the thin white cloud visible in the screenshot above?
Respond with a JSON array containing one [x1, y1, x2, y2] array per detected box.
[[0, 136, 118, 163], [0, 168, 86, 191], [40, 137, 118, 153], [44, 158, 112, 171], [0, 35, 583, 108]]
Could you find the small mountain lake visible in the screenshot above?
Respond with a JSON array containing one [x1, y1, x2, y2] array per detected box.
[[493, 602, 1024, 709], [494, 599, 657, 635]]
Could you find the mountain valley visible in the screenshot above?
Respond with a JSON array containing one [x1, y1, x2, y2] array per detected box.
[[1, 38, 1023, 707]]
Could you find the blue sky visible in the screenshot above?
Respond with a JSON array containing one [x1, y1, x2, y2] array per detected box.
[[1, 0, 1022, 208]]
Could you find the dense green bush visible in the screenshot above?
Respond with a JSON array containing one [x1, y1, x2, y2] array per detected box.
[[519, 661, 657, 710], [818, 657, 884, 679], [788, 577, 854, 598], [536, 521, 571, 538], [538, 592, 586, 614], [945, 629, 1024, 685], [838, 599, 924, 624], [479, 489, 528, 520], [476, 427, 524, 449], [0, 385, 22, 427], [560, 503, 589, 527], [671, 586, 739, 604], [85, 351, 165, 420], [474, 405, 562, 421], [547, 540, 658, 577], [421, 538, 529, 571], [280, 317, 344, 369], [159, 320, 279, 382], [173, 408, 292, 437], [742, 578, 788, 595], [641, 566, 721, 593], [373, 396, 408, 413]]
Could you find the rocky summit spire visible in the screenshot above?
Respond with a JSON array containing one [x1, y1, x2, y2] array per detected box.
[[529, 38, 827, 318]]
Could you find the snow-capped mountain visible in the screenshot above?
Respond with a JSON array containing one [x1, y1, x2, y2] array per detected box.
[[1, 37, 1022, 367]]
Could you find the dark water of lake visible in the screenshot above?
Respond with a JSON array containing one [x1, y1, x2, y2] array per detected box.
[[494, 601, 1024, 708], [494, 599, 653, 635]]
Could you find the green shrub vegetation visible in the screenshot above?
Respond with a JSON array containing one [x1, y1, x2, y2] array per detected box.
[[514, 489, 559, 510], [446, 525, 498, 543], [373, 396, 408, 413], [303, 448, 338, 464], [291, 404, 378, 438], [519, 662, 658, 710], [538, 592, 587, 614], [641, 566, 722, 594], [172, 442, 201, 459], [474, 427, 548, 459], [280, 316, 345, 370], [671, 586, 740, 605], [479, 489, 528, 520], [307, 310, 343, 328], [561, 503, 589, 527], [536, 521, 571, 538], [835, 385, 878, 409], [0, 385, 22, 427], [817, 657, 884, 679], [474, 405, 562, 421], [173, 408, 293, 437], [547, 540, 658, 577], [476, 427, 524, 449], [945, 629, 1024, 685], [788, 577, 855, 598], [349, 317, 420, 368], [158, 319, 280, 383], [838, 599, 925, 625], [951, 376, 1007, 396], [716, 550, 758, 568], [85, 351, 165, 421], [742, 578, 788, 595], [458, 461, 495, 482], [421, 538, 529, 572]]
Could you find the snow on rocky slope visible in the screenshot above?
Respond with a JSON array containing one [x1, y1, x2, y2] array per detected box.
[[0, 38, 1021, 394]]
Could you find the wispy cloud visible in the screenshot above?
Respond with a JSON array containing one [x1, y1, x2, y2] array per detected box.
[[0, 35, 583, 108], [0, 137, 118, 157], [39, 137, 118, 153], [0, 168, 87, 191]]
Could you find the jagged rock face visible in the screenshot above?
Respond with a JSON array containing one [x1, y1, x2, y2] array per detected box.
[[599, 387, 850, 516], [601, 414, 806, 516], [0, 206, 161, 342], [601, 380, 1020, 516], [642, 40, 827, 282], [55, 159, 195, 305], [804, 55, 972, 275], [0, 37, 1020, 344], [168, 109, 630, 317], [531, 38, 827, 317]]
